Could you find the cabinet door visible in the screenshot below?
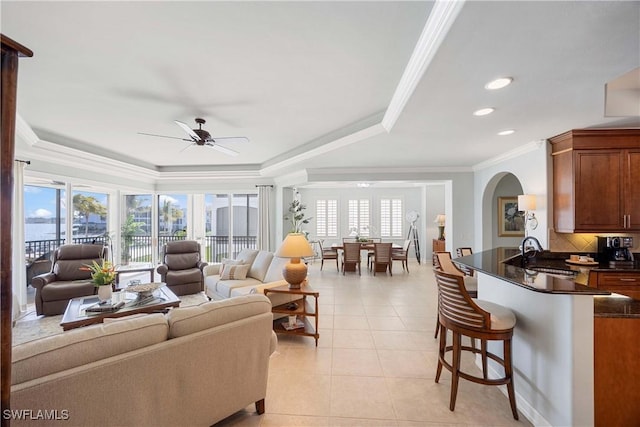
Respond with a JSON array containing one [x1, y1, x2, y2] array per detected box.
[[624, 150, 640, 231], [574, 150, 624, 231]]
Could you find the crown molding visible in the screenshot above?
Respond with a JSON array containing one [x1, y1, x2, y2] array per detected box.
[[381, 0, 465, 131], [472, 139, 546, 171], [260, 113, 386, 176]]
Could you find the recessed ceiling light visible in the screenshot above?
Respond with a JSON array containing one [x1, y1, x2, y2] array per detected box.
[[498, 129, 515, 136], [357, 182, 370, 188], [485, 77, 513, 90], [473, 107, 495, 116]]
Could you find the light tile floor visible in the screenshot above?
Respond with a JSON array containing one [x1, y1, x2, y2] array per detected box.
[[215, 261, 532, 427], [14, 260, 532, 426]]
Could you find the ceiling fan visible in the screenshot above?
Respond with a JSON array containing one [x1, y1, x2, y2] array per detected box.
[[139, 118, 248, 156]]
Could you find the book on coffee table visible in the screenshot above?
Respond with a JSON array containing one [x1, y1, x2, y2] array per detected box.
[[85, 300, 126, 314]]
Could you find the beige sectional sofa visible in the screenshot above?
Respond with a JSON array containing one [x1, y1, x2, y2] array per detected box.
[[204, 248, 291, 301], [11, 294, 277, 427]]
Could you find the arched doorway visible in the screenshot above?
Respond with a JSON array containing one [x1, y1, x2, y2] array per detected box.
[[481, 172, 524, 250]]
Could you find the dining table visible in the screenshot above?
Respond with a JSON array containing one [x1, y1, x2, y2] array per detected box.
[[331, 241, 402, 272]]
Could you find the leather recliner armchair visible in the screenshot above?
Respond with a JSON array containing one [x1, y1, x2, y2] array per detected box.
[[31, 244, 107, 316], [157, 240, 208, 296]]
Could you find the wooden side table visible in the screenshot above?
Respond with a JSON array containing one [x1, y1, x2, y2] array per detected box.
[[432, 239, 445, 265], [264, 282, 319, 346]]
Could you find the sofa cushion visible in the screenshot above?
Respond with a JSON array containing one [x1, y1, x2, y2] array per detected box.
[[53, 260, 95, 281], [236, 248, 259, 266], [166, 294, 272, 338], [165, 252, 200, 270], [216, 278, 262, 298], [12, 314, 168, 385], [165, 267, 202, 286], [220, 264, 250, 280], [220, 258, 244, 275], [263, 256, 288, 283], [248, 251, 274, 282]]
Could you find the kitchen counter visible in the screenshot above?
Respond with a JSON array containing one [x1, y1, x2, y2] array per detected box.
[[455, 247, 599, 426], [454, 247, 609, 294], [454, 247, 640, 318]]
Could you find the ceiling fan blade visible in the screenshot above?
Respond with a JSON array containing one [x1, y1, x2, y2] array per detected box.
[[138, 132, 191, 142], [205, 142, 239, 157], [179, 143, 195, 153], [209, 136, 249, 144], [174, 120, 201, 141]]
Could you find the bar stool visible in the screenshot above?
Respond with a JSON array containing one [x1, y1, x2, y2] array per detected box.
[[434, 270, 519, 420]]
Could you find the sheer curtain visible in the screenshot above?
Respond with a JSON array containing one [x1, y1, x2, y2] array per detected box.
[[257, 185, 273, 251], [12, 160, 27, 312]]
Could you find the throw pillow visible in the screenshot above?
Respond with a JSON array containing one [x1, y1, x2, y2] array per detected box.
[[219, 258, 243, 276], [219, 263, 250, 280]]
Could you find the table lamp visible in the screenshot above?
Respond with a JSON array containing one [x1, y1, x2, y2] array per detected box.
[[434, 214, 446, 240], [275, 233, 315, 289]]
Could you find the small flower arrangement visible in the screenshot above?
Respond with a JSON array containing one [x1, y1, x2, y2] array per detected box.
[[80, 260, 116, 286]]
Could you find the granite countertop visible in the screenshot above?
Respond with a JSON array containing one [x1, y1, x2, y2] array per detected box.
[[454, 248, 609, 295], [454, 247, 640, 318]]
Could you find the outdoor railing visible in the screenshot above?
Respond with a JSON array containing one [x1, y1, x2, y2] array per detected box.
[[25, 235, 258, 266]]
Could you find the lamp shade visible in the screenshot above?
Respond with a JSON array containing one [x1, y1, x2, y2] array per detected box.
[[434, 214, 446, 226], [517, 195, 536, 211], [275, 233, 315, 258]]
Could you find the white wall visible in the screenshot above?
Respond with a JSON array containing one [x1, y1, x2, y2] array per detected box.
[[474, 141, 549, 250]]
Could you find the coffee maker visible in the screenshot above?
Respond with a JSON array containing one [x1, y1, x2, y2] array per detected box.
[[597, 236, 635, 264]]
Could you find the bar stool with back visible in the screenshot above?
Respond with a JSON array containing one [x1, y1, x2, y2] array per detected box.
[[434, 270, 519, 420]]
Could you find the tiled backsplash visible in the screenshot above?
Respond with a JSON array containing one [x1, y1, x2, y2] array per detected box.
[[548, 230, 640, 253]]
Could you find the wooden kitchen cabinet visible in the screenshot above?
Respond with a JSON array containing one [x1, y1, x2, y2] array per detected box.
[[550, 129, 640, 232], [589, 270, 640, 300]]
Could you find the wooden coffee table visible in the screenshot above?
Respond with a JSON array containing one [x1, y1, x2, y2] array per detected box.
[[60, 285, 180, 331]]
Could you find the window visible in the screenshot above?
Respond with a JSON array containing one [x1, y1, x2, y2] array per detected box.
[[122, 194, 152, 263], [157, 194, 188, 255], [205, 193, 258, 262], [72, 190, 108, 241], [380, 198, 403, 237], [348, 199, 370, 236], [24, 185, 66, 264], [316, 199, 337, 237]]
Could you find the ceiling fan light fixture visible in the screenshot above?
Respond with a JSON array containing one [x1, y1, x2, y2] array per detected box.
[[485, 77, 513, 90], [497, 129, 515, 136], [473, 107, 495, 116]]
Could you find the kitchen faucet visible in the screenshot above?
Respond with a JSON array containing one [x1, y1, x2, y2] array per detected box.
[[521, 236, 543, 262]]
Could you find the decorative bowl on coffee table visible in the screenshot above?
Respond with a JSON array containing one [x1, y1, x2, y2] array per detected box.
[[123, 282, 163, 297]]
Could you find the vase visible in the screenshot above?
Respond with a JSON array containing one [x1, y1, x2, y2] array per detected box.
[[97, 284, 113, 302]]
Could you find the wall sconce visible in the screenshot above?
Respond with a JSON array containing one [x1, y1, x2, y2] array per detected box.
[[517, 195, 538, 233], [434, 214, 446, 240]]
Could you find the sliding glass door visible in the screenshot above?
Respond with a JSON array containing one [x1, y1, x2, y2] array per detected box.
[[204, 193, 257, 262]]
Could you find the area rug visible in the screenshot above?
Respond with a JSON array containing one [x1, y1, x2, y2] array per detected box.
[[12, 292, 209, 346]]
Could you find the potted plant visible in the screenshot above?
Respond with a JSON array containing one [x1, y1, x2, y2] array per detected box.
[[285, 199, 312, 236], [81, 259, 116, 301]]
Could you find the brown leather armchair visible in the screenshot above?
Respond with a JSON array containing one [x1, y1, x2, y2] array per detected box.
[[156, 240, 208, 296], [31, 244, 107, 316]]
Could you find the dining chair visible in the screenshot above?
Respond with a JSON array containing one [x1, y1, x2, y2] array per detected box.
[[366, 238, 382, 268], [370, 242, 392, 276], [341, 242, 362, 275], [433, 251, 477, 338], [392, 239, 411, 273], [318, 239, 339, 271], [456, 247, 473, 257], [434, 270, 518, 420], [455, 247, 474, 276]]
